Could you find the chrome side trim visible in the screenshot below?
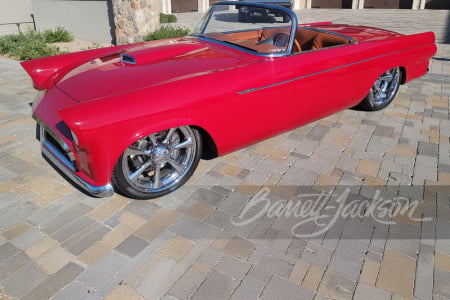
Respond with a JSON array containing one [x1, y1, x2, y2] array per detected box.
[[41, 144, 114, 198], [237, 45, 418, 95]]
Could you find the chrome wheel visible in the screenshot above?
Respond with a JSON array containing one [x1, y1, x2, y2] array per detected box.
[[113, 126, 201, 199], [358, 67, 401, 111]]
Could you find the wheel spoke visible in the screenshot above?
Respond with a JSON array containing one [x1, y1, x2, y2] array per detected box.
[[163, 128, 176, 144], [128, 160, 153, 182], [148, 134, 158, 146], [153, 165, 162, 188], [167, 157, 185, 174], [171, 138, 193, 150], [373, 85, 386, 99], [379, 74, 394, 82], [126, 148, 151, 156]]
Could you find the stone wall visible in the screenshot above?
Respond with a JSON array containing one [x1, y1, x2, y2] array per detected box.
[[113, 0, 160, 45]]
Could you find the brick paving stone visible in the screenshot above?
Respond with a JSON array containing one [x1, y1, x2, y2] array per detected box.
[[22, 262, 84, 300], [261, 275, 314, 300], [414, 243, 434, 300], [134, 255, 178, 299], [1, 223, 31, 240], [359, 258, 380, 285], [192, 188, 226, 206], [77, 251, 130, 290], [434, 269, 450, 299], [215, 255, 251, 281], [123, 200, 159, 220], [376, 250, 416, 298], [1, 262, 45, 299], [51, 215, 96, 243], [329, 251, 364, 282], [183, 202, 215, 221], [169, 215, 211, 241], [288, 260, 309, 285], [0, 250, 32, 281], [231, 274, 265, 300], [300, 242, 333, 268], [79, 242, 112, 266], [168, 268, 205, 299], [40, 203, 92, 235], [0, 243, 18, 263], [223, 237, 254, 260], [317, 271, 357, 300], [302, 264, 324, 290], [104, 285, 145, 300], [191, 269, 240, 300], [197, 247, 224, 267], [52, 280, 97, 300], [354, 282, 391, 300], [115, 235, 149, 258], [134, 208, 179, 241], [67, 224, 110, 255], [158, 235, 194, 261]]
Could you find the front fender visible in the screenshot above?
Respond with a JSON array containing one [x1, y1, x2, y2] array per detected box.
[[59, 93, 217, 186]]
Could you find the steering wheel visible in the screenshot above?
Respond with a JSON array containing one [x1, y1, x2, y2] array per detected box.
[[257, 32, 301, 52]]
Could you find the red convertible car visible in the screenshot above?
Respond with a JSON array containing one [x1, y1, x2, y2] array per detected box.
[[22, 2, 436, 199]]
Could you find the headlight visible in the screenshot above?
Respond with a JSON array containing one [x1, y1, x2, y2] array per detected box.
[[70, 129, 79, 146]]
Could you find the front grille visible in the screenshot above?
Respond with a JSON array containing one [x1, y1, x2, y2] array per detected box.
[[39, 123, 79, 172], [44, 130, 72, 163]]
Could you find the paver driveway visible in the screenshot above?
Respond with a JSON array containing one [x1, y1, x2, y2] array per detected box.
[[0, 9, 449, 300]]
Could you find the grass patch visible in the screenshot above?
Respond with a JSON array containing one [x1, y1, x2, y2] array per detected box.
[[144, 26, 190, 41], [0, 27, 74, 60], [160, 13, 177, 23]]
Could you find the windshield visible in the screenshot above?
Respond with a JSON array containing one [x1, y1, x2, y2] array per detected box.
[[191, 2, 295, 56]]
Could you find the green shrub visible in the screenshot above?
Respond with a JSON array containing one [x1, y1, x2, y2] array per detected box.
[[0, 30, 65, 60], [160, 13, 177, 23], [144, 26, 189, 41], [42, 26, 74, 43]]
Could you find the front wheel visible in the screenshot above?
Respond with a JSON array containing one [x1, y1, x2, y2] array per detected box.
[[112, 126, 202, 199], [357, 67, 402, 111]]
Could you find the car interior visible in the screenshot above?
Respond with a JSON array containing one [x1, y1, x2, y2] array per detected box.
[[205, 27, 350, 54]]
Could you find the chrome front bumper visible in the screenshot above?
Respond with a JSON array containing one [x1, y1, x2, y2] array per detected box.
[[38, 122, 114, 198]]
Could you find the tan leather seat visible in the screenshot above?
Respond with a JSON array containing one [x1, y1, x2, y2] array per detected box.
[[294, 29, 349, 52]]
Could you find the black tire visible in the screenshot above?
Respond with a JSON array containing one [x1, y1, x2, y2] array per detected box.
[[112, 126, 202, 199], [356, 67, 402, 111]]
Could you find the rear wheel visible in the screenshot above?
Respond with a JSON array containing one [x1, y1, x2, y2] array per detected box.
[[112, 126, 201, 199], [357, 67, 401, 111]]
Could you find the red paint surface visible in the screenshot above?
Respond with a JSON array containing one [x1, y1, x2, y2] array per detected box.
[[22, 24, 437, 187]]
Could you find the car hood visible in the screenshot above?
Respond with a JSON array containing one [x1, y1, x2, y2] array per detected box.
[[57, 37, 260, 102], [310, 24, 404, 42]]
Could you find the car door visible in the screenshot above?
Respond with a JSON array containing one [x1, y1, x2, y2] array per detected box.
[[291, 44, 373, 126]]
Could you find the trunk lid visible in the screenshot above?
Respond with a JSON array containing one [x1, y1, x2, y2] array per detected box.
[[310, 24, 404, 42]]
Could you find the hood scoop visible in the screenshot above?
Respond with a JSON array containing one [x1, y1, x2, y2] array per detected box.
[[120, 54, 136, 64], [119, 41, 208, 66]]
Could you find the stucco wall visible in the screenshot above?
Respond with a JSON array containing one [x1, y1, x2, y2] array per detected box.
[[30, 0, 114, 43], [0, 0, 34, 35]]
